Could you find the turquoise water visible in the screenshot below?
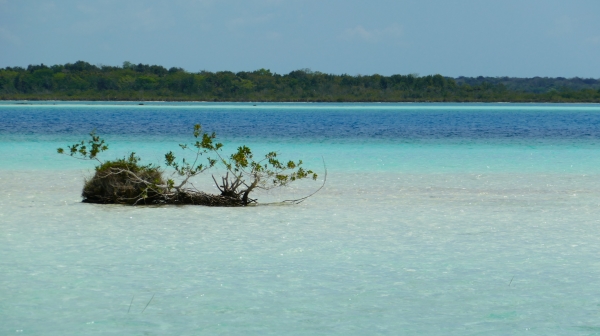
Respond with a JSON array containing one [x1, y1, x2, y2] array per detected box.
[[3, 103, 600, 334]]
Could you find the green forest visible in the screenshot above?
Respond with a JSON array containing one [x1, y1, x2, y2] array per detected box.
[[1, 61, 599, 102]]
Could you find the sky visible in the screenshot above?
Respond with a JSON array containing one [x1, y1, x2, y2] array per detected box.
[[1, 0, 600, 77]]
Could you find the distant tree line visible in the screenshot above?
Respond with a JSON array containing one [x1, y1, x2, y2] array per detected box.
[[1, 61, 599, 102]]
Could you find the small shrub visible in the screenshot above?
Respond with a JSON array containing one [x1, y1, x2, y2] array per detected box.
[[82, 153, 165, 204], [59, 125, 321, 206]]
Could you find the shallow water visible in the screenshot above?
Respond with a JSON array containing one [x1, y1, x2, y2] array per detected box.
[[2, 103, 600, 335]]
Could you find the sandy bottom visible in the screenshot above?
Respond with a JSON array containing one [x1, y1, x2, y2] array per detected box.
[[2, 169, 600, 334]]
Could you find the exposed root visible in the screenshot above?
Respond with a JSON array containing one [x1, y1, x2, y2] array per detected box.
[[170, 189, 246, 207], [82, 165, 248, 206], [82, 165, 165, 205]]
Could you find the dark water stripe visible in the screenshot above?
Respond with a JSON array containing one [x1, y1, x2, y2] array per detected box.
[[2, 105, 600, 143]]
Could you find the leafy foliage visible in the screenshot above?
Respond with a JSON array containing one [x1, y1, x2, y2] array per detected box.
[[5, 61, 600, 102], [58, 124, 319, 206], [57, 130, 108, 162], [214, 145, 317, 204], [163, 124, 222, 191], [82, 153, 165, 204]]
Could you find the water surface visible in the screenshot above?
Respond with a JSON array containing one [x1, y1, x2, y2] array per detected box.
[[2, 103, 600, 335]]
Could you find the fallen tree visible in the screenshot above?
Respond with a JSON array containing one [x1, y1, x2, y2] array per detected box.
[[58, 124, 322, 206]]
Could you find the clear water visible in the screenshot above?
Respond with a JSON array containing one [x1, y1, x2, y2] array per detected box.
[[3, 102, 600, 335]]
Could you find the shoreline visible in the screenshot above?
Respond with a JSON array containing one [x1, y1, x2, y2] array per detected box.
[[1, 99, 600, 105]]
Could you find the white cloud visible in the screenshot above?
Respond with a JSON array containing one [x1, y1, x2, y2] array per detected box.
[[586, 36, 600, 45], [550, 16, 574, 38], [186, 0, 215, 5], [76, 3, 98, 14], [342, 23, 403, 43], [226, 14, 274, 31], [265, 31, 282, 40], [132, 7, 159, 31], [0, 27, 20, 44], [259, 0, 285, 5]]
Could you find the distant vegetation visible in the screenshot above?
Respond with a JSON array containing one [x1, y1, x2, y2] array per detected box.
[[2, 61, 600, 102]]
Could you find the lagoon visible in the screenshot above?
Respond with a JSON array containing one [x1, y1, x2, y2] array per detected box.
[[2, 103, 600, 334]]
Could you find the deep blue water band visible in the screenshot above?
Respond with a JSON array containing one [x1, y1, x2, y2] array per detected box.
[[2, 103, 600, 145]]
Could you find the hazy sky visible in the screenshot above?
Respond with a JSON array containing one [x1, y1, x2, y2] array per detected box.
[[1, 0, 599, 77]]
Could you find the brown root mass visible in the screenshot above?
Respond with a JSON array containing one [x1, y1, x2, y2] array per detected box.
[[81, 159, 246, 206], [82, 162, 165, 205], [170, 190, 245, 207]]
